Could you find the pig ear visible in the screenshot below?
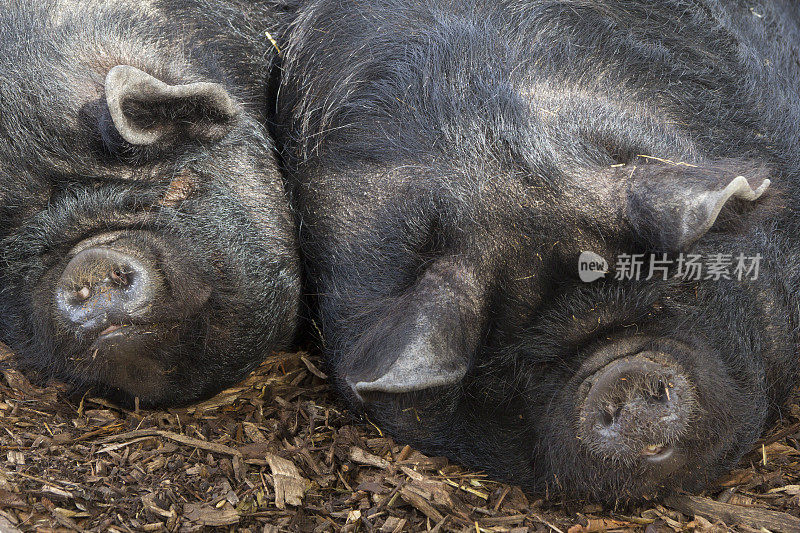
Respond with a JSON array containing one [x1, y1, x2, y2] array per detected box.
[[103, 65, 239, 146], [347, 314, 470, 400], [343, 262, 483, 402], [622, 161, 772, 250]]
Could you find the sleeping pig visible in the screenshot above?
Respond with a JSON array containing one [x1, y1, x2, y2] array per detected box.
[[0, 0, 300, 406], [276, 0, 800, 501]]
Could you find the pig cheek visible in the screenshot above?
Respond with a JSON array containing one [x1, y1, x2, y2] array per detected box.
[[668, 344, 765, 446], [228, 171, 293, 239], [28, 262, 69, 362]]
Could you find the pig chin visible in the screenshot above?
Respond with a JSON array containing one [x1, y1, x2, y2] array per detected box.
[[66, 321, 184, 403], [84, 339, 172, 402]]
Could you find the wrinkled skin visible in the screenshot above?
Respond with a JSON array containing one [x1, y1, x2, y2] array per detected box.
[[277, 0, 800, 502], [0, 0, 301, 407]]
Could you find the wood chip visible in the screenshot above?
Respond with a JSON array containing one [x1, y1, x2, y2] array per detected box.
[[141, 493, 175, 520], [100, 429, 242, 458], [0, 515, 21, 533], [665, 495, 800, 533], [183, 502, 240, 526], [396, 445, 413, 462], [0, 489, 26, 510], [40, 485, 73, 502], [350, 447, 390, 469], [301, 356, 329, 379], [479, 515, 527, 526], [399, 485, 444, 522], [381, 517, 407, 533], [96, 436, 156, 454], [243, 422, 267, 443], [767, 485, 800, 495], [568, 518, 636, 533], [266, 453, 307, 509], [5, 451, 24, 466]]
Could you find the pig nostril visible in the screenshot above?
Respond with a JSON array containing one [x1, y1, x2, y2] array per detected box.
[[75, 286, 92, 302], [601, 407, 618, 427], [649, 380, 669, 404], [110, 269, 130, 287]]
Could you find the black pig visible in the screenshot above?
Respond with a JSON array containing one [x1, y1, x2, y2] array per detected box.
[[276, 0, 800, 501], [0, 0, 300, 406]]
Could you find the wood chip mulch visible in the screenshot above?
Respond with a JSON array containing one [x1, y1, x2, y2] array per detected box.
[[0, 342, 797, 532]]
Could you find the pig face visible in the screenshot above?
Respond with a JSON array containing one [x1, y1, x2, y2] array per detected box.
[[313, 159, 787, 501], [499, 279, 788, 501], [0, 4, 300, 406], [277, 0, 800, 501]]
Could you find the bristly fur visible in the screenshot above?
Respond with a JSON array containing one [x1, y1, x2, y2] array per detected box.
[[0, 0, 301, 406], [276, 0, 800, 502]]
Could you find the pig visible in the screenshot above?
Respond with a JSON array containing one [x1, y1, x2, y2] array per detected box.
[[0, 0, 301, 407], [275, 0, 800, 501]]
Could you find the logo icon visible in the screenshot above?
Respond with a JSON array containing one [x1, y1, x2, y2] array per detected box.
[[579, 251, 609, 283]]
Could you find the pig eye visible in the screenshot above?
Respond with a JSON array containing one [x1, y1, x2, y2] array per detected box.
[[596, 136, 638, 165]]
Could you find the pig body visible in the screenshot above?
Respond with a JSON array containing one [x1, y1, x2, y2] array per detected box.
[[277, 0, 800, 500], [0, 0, 300, 406]]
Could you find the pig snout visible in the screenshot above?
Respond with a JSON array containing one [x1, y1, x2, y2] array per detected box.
[[51, 235, 212, 366], [55, 247, 159, 335], [578, 354, 697, 468], [48, 235, 217, 401]]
